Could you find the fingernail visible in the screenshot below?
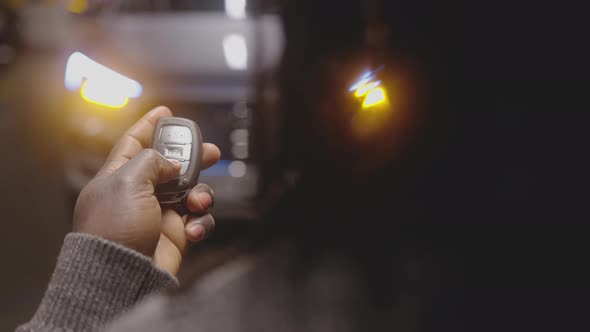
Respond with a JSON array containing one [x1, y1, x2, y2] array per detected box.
[[197, 192, 212, 210], [188, 223, 206, 242]]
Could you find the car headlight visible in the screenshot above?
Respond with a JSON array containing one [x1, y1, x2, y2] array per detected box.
[[64, 52, 142, 109], [349, 67, 389, 110]]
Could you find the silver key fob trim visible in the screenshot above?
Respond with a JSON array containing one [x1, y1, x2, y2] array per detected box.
[[152, 117, 203, 204]]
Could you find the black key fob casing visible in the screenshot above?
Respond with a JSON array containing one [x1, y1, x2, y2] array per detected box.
[[152, 117, 203, 204]]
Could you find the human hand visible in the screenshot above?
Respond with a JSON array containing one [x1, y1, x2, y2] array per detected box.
[[72, 106, 221, 275]]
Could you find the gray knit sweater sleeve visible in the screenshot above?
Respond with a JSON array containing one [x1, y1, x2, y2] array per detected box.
[[16, 233, 178, 332]]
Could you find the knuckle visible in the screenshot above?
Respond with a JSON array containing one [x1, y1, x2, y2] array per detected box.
[[77, 179, 103, 204], [142, 148, 162, 161], [111, 172, 137, 190], [153, 105, 170, 112]]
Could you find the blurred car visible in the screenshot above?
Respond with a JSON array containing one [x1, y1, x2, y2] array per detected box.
[[57, 0, 283, 222]]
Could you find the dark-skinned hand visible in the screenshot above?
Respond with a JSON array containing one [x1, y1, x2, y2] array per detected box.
[[73, 106, 221, 275]]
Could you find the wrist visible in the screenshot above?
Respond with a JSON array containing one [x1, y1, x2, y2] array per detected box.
[[21, 233, 177, 331]]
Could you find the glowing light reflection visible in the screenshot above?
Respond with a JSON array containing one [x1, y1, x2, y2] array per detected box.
[[225, 0, 246, 19], [349, 77, 371, 92], [64, 52, 142, 109], [67, 0, 89, 14], [354, 80, 381, 97], [228, 160, 247, 178], [362, 87, 387, 109], [81, 81, 129, 108], [350, 67, 389, 110], [222, 34, 248, 70]]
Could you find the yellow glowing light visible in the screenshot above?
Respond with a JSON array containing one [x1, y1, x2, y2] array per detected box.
[[65, 52, 142, 109], [362, 87, 388, 109], [80, 81, 129, 109], [354, 80, 381, 97], [67, 0, 89, 14]]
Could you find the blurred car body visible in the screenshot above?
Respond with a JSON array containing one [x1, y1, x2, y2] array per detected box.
[[48, 0, 283, 221]]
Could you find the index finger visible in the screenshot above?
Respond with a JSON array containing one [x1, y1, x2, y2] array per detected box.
[[97, 106, 172, 177]]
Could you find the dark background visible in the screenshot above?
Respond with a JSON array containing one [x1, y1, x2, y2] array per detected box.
[[0, 49, 70, 329], [0, 0, 586, 331]]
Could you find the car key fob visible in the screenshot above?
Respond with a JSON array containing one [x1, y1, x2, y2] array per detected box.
[[152, 117, 203, 204]]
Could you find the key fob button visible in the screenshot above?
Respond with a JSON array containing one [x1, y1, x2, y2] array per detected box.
[[179, 144, 192, 160], [159, 125, 192, 144], [153, 117, 202, 205], [157, 143, 192, 161], [164, 145, 183, 159], [180, 161, 190, 175]]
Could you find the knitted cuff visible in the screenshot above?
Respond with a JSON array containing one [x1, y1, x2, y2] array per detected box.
[[17, 233, 178, 332]]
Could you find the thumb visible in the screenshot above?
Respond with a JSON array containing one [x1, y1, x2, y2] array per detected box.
[[117, 149, 182, 187]]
